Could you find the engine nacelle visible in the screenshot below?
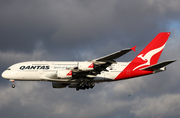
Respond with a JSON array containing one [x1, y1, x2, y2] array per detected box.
[[57, 70, 72, 79], [52, 82, 69, 88], [78, 62, 94, 71], [68, 84, 78, 88]]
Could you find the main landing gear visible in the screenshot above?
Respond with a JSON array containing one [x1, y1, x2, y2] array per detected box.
[[11, 80, 15, 88], [76, 82, 95, 91]]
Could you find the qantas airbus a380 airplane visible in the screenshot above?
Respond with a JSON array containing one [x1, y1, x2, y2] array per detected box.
[[2, 32, 176, 91]]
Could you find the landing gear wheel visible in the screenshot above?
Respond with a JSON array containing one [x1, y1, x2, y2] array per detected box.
[[11, 80, 15, 88], [12, 84, 15, 88], [76, 87, 79, 91], [76, 82, 95, 91], [79, 82, 83, 87], [90, 83, 95, 89]]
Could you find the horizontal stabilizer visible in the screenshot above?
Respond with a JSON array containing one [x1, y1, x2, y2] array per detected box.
[[140, 60, 176, 71]]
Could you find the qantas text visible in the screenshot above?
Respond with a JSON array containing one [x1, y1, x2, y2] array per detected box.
[[20, 66, 50, 70]]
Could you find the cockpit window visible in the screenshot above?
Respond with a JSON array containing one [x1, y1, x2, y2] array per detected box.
[[7, 68, 11, 70]]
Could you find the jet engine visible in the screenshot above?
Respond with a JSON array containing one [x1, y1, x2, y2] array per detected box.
[[78, 62, 94, 71], [57, 70, 72, 79], [52, 82, 69, 88], [68, 84, 78, 88]]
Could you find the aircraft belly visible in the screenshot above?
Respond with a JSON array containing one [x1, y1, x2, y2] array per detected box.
[[105, 71, 121, 80], [15, 71, 41, 81], [93, 71, 120, 82]]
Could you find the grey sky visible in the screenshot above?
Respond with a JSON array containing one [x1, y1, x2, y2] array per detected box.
[[0, 0, 180, 118]]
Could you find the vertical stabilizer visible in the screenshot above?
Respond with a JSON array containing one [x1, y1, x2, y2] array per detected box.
[[132, 32, 170, 71], [115, 32, 171, 80]]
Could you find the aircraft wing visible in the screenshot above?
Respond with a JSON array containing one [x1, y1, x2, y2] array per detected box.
[[72, 46, 136, 78], [92, 46, 136, 62]]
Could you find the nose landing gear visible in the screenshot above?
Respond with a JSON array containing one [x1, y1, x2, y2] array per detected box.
[[12, 84, 15, 88], [10, 80, 15, 88]]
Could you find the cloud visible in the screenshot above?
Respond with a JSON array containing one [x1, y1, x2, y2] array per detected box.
[[130, 94, 180, 118], [1, 0, 180, 53], [0, 0, 180, 118]]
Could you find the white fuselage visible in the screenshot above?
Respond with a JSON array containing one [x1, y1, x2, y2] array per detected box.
[[1, 32, 173, 90], [2, 61, 129, 83]]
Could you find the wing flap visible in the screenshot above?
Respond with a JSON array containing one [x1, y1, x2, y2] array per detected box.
[[140, 60, 176, 71]]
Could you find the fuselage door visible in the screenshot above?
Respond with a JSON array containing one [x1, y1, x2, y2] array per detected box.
[[127, 69, 130, 75]]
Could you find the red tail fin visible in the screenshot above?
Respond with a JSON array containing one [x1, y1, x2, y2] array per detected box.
[[115, 32, 170, 80], [132, 32, 170, 71]]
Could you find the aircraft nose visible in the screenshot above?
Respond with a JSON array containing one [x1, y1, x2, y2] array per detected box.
[[2, 70, 9, 79]]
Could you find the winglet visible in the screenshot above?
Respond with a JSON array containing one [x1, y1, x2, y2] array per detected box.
[[131, 45, 137, 52]]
